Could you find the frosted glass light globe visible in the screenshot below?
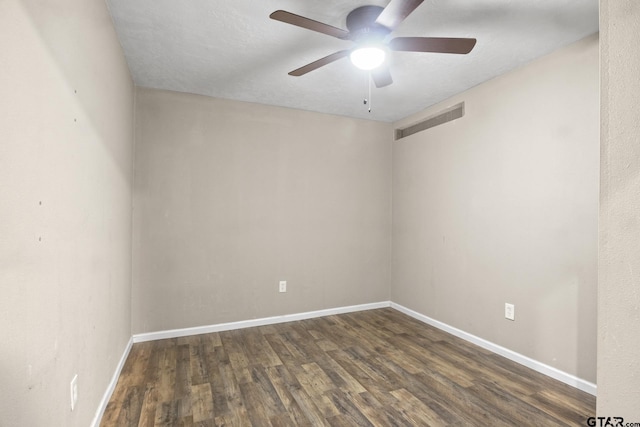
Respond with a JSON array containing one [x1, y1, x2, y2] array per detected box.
[[350, 46, 386, 70]]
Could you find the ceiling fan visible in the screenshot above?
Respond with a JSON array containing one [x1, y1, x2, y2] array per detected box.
[[270, 0, 476, 88]]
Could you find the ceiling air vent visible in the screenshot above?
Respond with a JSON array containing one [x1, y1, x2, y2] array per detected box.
[[395, 102, 465, 140]]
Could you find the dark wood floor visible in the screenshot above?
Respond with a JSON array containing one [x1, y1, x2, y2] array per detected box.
[[101, 308, 595, 426]]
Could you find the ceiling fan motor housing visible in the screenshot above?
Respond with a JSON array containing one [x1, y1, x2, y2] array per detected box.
[[346, 6, 391, 43]]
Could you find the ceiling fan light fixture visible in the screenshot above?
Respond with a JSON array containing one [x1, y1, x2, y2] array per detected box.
[[350, 46, 386, 70]]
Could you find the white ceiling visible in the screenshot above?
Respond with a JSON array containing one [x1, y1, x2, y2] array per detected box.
[[106, 0, 598, 123]]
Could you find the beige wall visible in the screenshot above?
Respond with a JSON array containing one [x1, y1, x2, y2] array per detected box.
[[0, 1, 133, 426], [132, 88, 392, 333], [598, 1, 640, 418], [392, 35, 599, 383]]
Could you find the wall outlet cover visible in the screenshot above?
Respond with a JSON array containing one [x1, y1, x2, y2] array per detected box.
[[505, 303, 515, 321]]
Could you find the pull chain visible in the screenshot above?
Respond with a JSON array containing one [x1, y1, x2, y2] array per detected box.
[[368, 72, 372, 113], [363, 72, 373, 113]]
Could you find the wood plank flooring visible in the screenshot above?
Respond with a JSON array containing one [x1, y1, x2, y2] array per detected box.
[[101, 308, 595, 426]]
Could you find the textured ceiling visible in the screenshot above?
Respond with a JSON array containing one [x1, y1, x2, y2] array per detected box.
[[106, 0, 598, 122]]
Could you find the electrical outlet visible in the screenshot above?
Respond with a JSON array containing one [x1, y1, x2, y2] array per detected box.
[[70, 374, 78, 411], [505, 303, 515, 321], [279, 280, 287, 293]]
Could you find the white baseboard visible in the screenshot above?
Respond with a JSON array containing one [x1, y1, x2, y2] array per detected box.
[[90, 336, 133, 427], [132, 301, 391, 343], [390, 302, 597, 396]]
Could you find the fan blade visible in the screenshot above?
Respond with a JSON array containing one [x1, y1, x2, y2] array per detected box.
[[372, 67, 393, 88], [389, 37, 477, 54], [375, 0, 424, 31], [270, 10, 350, 40], [288, 50, 351, 76]]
